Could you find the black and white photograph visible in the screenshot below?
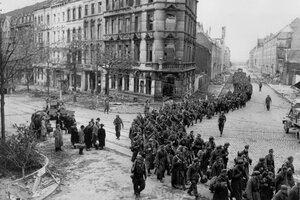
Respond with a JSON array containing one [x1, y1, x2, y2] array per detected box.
[[0, 0, 300, 199]]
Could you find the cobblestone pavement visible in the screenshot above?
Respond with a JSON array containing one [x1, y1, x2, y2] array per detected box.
[[189, 72, 300, 172], [3, 71, 300, 199]]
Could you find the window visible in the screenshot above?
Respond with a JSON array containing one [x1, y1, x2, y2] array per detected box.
[[97, 23, 101, 39], [63, 12, 65, 21], [146, 76, 151, 94], [98, 2, 102, 13], [72, 28, 76, 41], [67, 9, 70, 21], [134, 41, 140, 61], [53, 31, 56, 42], [135, 14, 140, 32], [85, 5, 88, 15], [111, 75, 116, 89], [125, 17, 130, 32], [62, 30, 65, 40], [147, 12, 154, 30], [118, 18, 123, 33], [47, 32, 50, 43], [106, 0, 110, 10], [124, 75, 129, 91], [112, 19, 115, 33], [78, 27, 82, 40], [78, 7, 82, 19], [134, 77, 139, 93], [120, 0, 124, 8], [91, 3, 95, 14], [73, 8, 76, 20], [67, 29, 71, 42], [84, 22, 88, 39], [53, 14, 56, 23], [146, 41, 153, 62], [91, 21, 95, 39], [58, 30, 60, 41], [136, 0, 140, 6], [105, 20, 109, 34], [117, 76, 123, 91], [149, 0, 153, 3], [47, 15, 50, 25]]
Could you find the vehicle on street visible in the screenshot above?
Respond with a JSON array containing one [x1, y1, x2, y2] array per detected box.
[[282, 99, 300, 143]]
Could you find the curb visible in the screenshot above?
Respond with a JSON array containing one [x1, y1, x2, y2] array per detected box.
[[265, 84, 293, 104]]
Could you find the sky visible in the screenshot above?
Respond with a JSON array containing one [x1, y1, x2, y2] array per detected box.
[[197, 0, 300, 62], [1, 0, 300, 62]]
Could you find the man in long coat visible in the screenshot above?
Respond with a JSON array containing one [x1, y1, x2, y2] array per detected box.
[[53, 124, 63, 151], [154, 145, 169, 182], [98, 123, 106, 150], [84, 121, 93, 151], [231, 159, 245, 200], [171, 150, 186, 189], [246, 171, 261, 200]]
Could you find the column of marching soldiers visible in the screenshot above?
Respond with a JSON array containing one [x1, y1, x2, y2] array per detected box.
[[129, 90, 300, 200]]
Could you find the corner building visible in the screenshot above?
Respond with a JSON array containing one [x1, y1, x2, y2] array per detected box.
[[103, 0, 198, 100]]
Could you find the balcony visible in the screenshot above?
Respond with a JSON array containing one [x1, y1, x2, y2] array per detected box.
[[160, 62, 195, 72]]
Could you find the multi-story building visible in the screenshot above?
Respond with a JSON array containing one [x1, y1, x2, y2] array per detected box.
[[4, 0, 198, 100], [249, 18, 300, 84], [103, 0, 198, 100]]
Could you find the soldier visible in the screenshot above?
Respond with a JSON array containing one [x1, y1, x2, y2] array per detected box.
[[272, 185, 288, 200], [187, 158, 201, 199], [144, 139, 158, 175], [275, 166, 289, 193], [259, 82, 263, 92], [246, 171, 261, 200], [265, 149, 275, 174], [260, 171, 275, 200], [212, 169, 230, 200], [254, 158, 268, 174], [104, 97, 110, 114], [211, 157, 225, 178], [154, 145, 169, 183], [210, 145, 223, 166], [288, 175, 300, 200], [231, 159, 245, 200], [265, 95, 272, 111], [113, 115, 124, 140], [131, 154, 147, 198], [221, 143, 230, 169], [171, 150, 186, 189], [131, 137, 144, 162], [192, 134, 205, 155], [218, 112, 226, 137]]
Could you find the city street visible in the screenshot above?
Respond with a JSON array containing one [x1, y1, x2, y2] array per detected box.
[[2, 67, 300, 200]]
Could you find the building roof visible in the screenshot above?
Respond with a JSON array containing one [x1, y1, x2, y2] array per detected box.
[[2, 0, 52, 18], [287, 49, 300, 63]]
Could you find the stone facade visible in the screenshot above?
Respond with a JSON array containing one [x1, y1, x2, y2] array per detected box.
[[3, 0, 198, 100], [249, 18, 300, 84], [102, 0, 198, 100]]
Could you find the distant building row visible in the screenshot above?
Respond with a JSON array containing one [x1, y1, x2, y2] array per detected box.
[[249, 18, 300, 85]]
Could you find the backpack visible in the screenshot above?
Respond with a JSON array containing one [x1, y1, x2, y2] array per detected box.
[[133, 159, 145, 177]]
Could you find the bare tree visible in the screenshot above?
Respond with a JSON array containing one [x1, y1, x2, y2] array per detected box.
[[95, 47, 136, 96], [0, 24, 38, 141]]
